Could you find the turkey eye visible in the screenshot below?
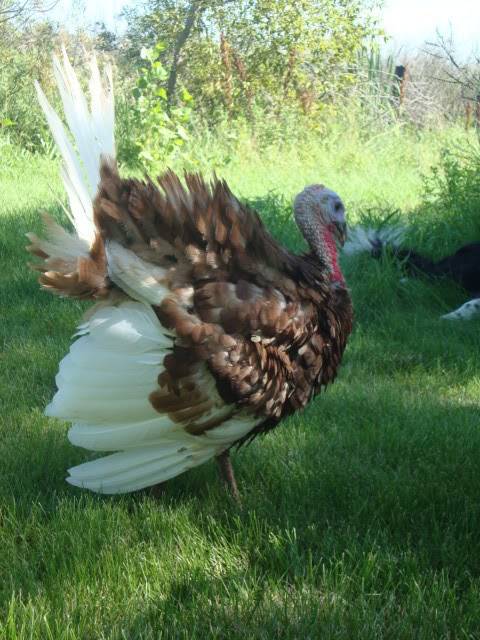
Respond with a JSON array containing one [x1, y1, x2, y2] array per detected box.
[[334, 202, 342, 212]]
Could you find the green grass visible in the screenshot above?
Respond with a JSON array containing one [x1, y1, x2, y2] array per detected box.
[[1, 128, 480, 639]]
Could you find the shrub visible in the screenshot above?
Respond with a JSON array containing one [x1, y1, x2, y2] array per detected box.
[[117, 43, 193, 169], [416, 139, 480, 255]]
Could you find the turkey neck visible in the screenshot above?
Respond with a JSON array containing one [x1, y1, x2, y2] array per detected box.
[[322, 225, 344, 285], [297, 219, 344, 285]]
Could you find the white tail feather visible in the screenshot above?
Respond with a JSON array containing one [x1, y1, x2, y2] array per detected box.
[[26, 213, 90, 262], [35, 47, 114, 247], [46, 302, 173, 423], [48, 301, 257, 493], [67, 443, 216, 494]]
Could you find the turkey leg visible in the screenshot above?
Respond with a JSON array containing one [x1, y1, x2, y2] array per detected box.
[[216, 450, 240, 501]]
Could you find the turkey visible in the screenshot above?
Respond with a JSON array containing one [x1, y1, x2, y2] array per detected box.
[[27, 50, 352, 498], [344, 225, 480, 320]]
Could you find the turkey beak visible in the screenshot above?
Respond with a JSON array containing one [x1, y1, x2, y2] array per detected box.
[[333, 221, 347, 247]]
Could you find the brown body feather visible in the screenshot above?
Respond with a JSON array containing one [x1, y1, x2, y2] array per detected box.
[[29, 52, 355, 495], [97, 163, 352, 442], [29, 161, 352, 448]]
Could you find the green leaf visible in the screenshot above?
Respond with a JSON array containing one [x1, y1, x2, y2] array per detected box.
[[139, 149, 154, 161], [176, 125, 189, 141], [181, 88, 193, 104]]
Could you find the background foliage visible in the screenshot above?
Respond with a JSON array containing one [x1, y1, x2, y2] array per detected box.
[[1, 0, 479, 170], [0, 0, 388, 159]]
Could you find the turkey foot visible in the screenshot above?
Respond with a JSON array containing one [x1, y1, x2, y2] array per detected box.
[[216, 450, 240, 502]]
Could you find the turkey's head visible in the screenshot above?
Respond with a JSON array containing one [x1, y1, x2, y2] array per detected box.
[[294, 184, 347, 246], [293, 184, 346, 283], [293, 185, 346, 247]]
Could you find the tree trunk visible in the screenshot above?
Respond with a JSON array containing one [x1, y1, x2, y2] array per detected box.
[[166, 0, 204, 112], [220, 32, 233, 114]]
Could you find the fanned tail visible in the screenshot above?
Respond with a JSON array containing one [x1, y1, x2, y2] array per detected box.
[[27, 47, 114, 298]]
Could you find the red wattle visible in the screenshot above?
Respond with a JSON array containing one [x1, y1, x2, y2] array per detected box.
[[323, 227, 344, 284]]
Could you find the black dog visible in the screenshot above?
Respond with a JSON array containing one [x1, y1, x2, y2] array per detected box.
[[344, 226, 480, 319]]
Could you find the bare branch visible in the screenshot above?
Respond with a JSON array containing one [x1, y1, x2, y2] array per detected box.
[[0, 0, 58, 25]]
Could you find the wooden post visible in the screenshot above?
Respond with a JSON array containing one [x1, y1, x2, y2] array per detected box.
[[394, 64, 408, 110]]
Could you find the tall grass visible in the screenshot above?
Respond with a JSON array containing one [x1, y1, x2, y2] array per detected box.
[[1, 123, 480, 639]]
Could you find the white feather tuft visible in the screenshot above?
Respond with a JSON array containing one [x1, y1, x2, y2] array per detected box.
[[343, 224, 406, 256], [35, 46, 114, 247], [26, 214, 90, 262]]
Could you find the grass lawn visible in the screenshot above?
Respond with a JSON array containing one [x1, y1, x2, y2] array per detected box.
[[1, 132, 480, 639]]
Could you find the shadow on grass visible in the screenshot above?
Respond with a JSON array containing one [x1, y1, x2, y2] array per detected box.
[[3, 382, 480, 567]]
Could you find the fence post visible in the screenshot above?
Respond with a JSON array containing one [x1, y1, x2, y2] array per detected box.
[[393, 64, 408, 110]]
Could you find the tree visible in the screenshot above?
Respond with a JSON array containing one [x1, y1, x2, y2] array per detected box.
[[121, 0, 382, 119]]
